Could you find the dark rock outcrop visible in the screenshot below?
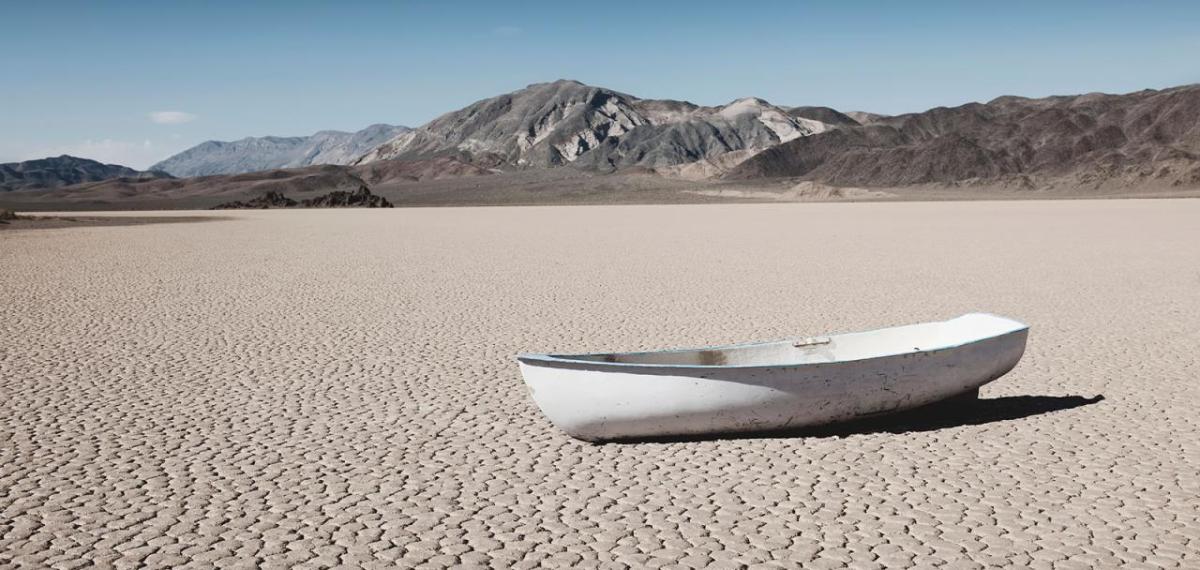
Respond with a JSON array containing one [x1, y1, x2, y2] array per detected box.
[[300, 186, 392, 208], [210, 186, 391, 210], [210, 191, 297, 209]]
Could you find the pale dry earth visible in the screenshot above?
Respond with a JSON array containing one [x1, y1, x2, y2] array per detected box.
[[2, 201, 1199, 568]]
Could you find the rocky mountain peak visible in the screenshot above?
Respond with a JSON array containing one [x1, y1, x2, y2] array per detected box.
[[355, 81, 835, 174]]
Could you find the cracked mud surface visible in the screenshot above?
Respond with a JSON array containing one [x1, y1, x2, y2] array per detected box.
[[2, 201, 1198, 568]]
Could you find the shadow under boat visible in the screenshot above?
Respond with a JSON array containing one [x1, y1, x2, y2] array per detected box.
[[607, 394, 1106, 444]]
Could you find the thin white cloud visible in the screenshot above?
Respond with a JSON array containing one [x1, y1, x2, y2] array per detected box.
[[149, 111, 197, 125], [491, 25, 522, 37]]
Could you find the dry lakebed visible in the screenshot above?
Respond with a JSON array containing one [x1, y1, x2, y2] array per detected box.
[[2, 200, 1198, 568]]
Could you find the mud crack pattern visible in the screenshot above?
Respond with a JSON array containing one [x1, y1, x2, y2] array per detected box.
[[2, 202, 1199, 568]]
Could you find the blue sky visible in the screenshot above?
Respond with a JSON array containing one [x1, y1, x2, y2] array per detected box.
[[3, 0, 1198, 168]]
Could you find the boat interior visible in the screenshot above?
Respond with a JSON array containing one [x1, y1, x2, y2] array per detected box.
[[556, 313, 1027, 367]]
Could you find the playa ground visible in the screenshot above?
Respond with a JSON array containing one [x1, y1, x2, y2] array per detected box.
[[2, 200, 1198, 568]]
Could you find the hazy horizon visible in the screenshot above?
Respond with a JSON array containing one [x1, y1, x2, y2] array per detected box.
[[4, 0, 1198, 169]]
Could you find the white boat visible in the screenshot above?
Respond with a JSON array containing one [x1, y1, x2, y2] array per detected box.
[[517, 313, 1028, 441]]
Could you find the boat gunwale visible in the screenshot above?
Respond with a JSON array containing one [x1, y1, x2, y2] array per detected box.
[[516, 313, 1029, 371]]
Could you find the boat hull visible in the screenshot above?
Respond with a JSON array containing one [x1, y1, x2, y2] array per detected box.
[[518, 317, 1028, 441]]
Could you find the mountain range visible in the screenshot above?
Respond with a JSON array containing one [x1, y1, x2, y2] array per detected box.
[[353, 80, 832, 174], [0, 155, 170, 192], [4, 80, 1199, 207], [149, 124, 411, 177], [728, 84, 1200, 190]]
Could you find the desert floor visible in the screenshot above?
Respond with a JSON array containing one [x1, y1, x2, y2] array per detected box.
[[2, 200, 1198, 568]]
